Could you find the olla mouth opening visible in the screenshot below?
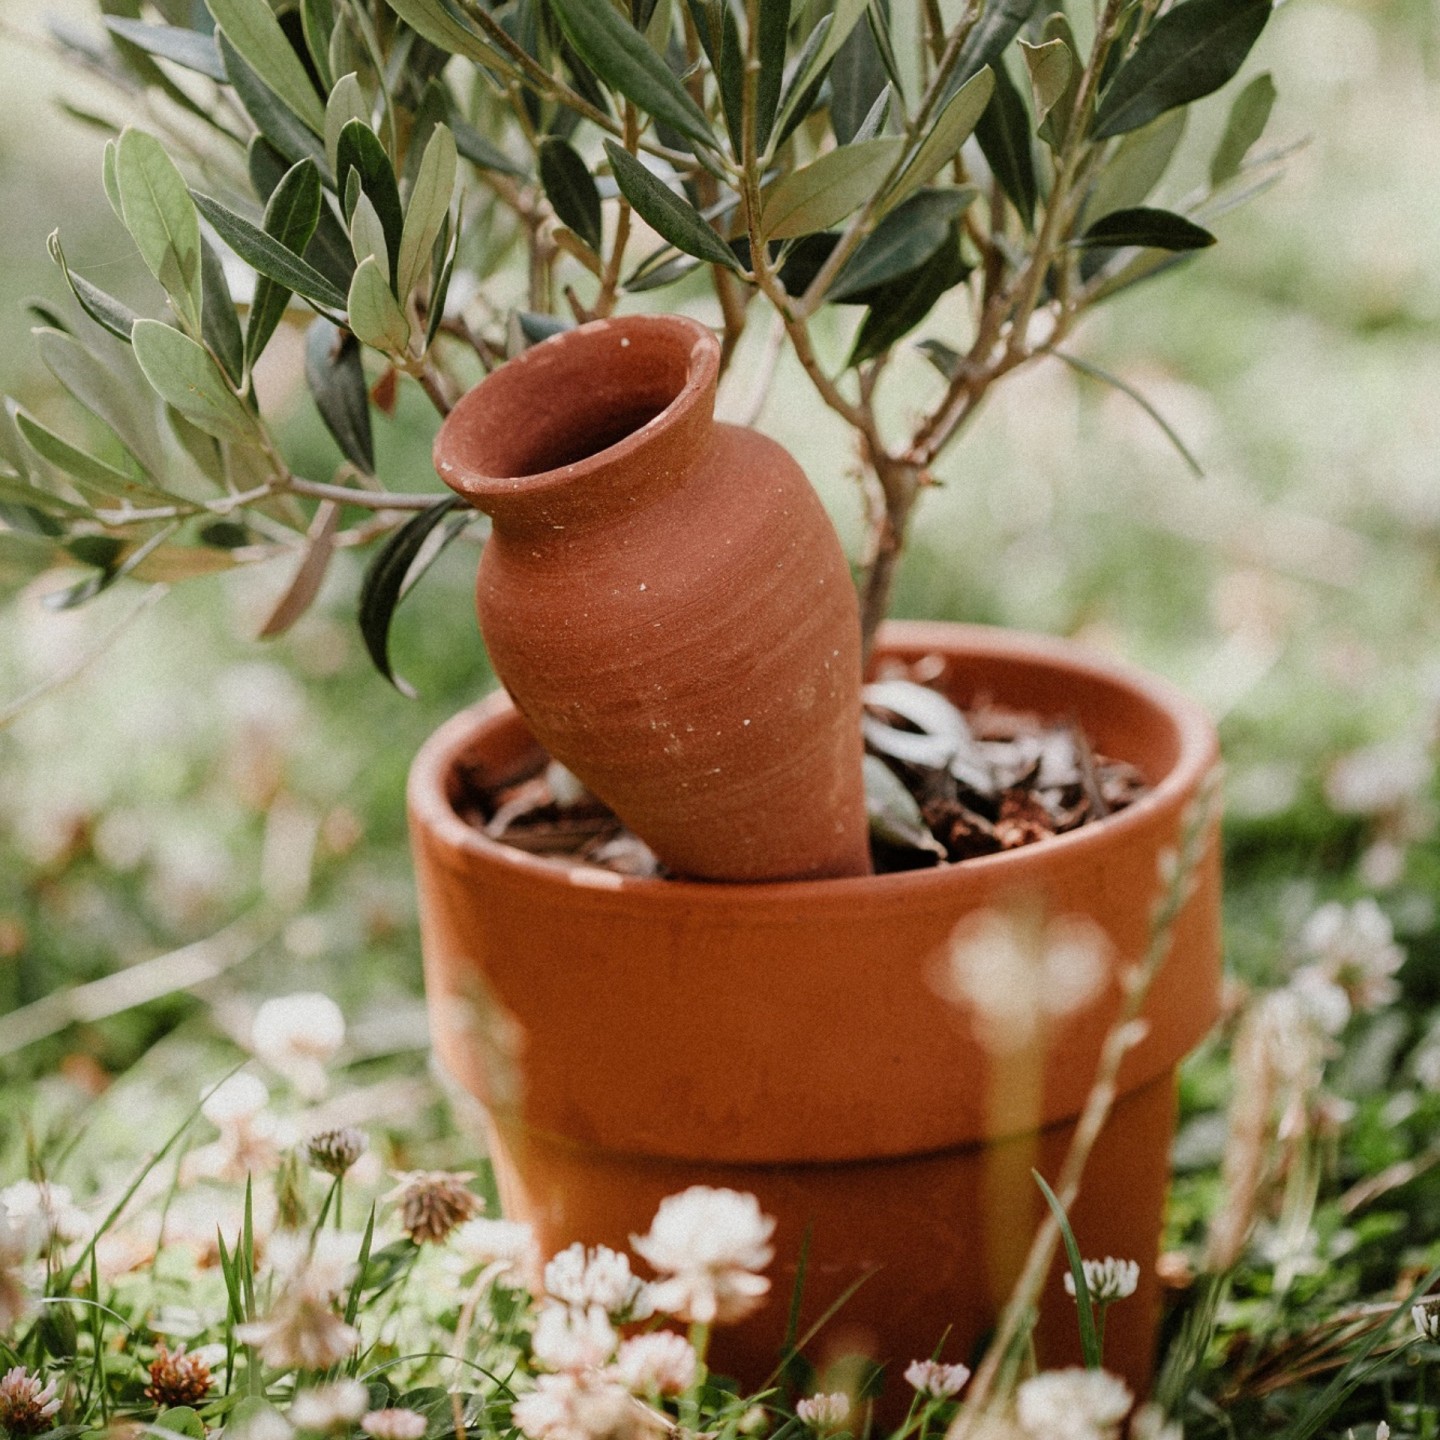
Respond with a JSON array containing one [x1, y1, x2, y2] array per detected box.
[[438, 317, 718, 492]]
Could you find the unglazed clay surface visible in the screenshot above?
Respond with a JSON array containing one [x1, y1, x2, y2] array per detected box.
[[432, 315, 871, 882]]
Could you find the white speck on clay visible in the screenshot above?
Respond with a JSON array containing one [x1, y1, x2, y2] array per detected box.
[[639, 582, 647, 591], [743, 718, 751, 726], [620, 337, 631, 347]]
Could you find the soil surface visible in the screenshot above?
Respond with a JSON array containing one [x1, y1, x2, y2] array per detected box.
[[453, 660, 1149, 879]]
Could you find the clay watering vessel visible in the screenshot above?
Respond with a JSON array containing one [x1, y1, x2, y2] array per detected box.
[[431, 313, 871, 883], [408, 622, 1223, 1403]]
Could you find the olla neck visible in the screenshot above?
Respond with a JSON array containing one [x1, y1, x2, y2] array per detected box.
[[433, 314, 721, 538]]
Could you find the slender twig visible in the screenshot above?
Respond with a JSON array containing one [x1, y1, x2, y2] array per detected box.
[[0, 583, 169, 733], [729, 311, 786, 428], [287, 477, 453, 511], [953, 767, 1223, 1428], [448, 0, 699, 169]]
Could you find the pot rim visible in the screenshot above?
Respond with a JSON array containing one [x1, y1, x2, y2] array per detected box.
[[409, 619, 1218, 905]]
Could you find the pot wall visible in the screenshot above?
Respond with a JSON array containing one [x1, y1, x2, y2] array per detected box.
[[409, 621, 1222, 1394]]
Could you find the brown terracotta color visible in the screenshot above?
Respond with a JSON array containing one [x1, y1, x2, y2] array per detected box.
[[431, 313, 871, 883], [408, 622, 1222, 1400]]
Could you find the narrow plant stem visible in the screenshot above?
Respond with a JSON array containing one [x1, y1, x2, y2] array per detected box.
[[953, 769, 1222, 1429], [591, 104, 638, 320], [795, 11, 977, 319], [449, 0, 697, 168], [286, 477, 451, 511]]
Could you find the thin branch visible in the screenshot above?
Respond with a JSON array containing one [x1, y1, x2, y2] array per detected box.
[[287, 477, 456, 512], [953, 768, 1223, 1427], [0, 583, 168, 733]]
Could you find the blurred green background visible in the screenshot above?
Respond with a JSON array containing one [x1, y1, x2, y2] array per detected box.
[[1, 0, 1437, 1095]]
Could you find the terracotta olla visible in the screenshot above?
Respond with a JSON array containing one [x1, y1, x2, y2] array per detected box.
[[408, 621, 1222, 1399], [431, 313, 870, 883]]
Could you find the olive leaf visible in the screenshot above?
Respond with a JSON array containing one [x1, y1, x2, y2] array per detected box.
[[207, 0, 327, 133], [336, 122, 404, 287], [548, 0, 716, 150], [830, 187, 977, 301], [762, 137, 905, 240], [863, 755, 947, 859], [325, 73, 369, 174], [1092, 0, 1272, 140], [349, 192, 390, 273], [102, 18, 226, 80], [10, 404, 174, 507], [452, 120, 529, 179], [1020, 37, 1074, 133], [1087, 110, 1186, 220], [358, 494, 469, 696], [538, 137, 602, 255], [754, 0, 790, 153], [47, 231, 141, 344], [246, 158, 324, 368], [952, 0, 1042, 87], [200, 238, 246, 386], [347, 255, 411, 354], [830, 6, 890, 146], [132, 319, 259, 444], [1075, 206, 1216, 250], [775, 0, 868, 140], [398, 124, 458, 298], [1210, 71, 1276, 185], [604, 143, 740, 270], [33, 327, 166, 477], [382, 0, 517, 70], [193, 191, 349, 311], [848, 222, 969, 364], [257, 499, 340, 638], [218, 34, 331, 180], [304, 319, 374, 474], [300, 0, 336, 90], [886, 68, 994, 210], [1036, 14, 1082, 149], [974, 62, 1037, 229], [115, 128, 204, 337]]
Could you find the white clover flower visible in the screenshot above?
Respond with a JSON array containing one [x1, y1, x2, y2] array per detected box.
[[290, 1380, 370, 1432], [903, 1359, 970, 1400], [1063, 1257, 1141, 1304], [235, 1231, 362, 1371], [0, 1209, 40, 1333], [195, 1073, 286, 1181], [1, 1181, 91, 1255], [545, 1244, 653, 1322], [1299, 900, 1405, 1014], [1015, 1368, 1133, 1440], [387, 1171, 482, 1245], [1128, 1404, 1182, 1440], [512, 1370, 665, 1440], [1413, 1301, 1440, 1342], [532, 1300, 619, 1373], [1286, 966, 1352, 1039], [936, 910, 1109, 1054], [237, 1298, 360, 1372], [630, 1187, 774, 1326], [231, 1403, 296, 1440], [252, 993, 346, 1099], [361, 1409, 428, 1440], [1326, 738, 1431, 817], [452, 1218, 540, 1289], [612, 1332, 698, 1397], [795, 1393, 850, 1430]]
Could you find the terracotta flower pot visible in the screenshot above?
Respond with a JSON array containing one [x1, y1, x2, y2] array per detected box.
[[431, 313, 870, 883], [408, 622, 1221, 1398]]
